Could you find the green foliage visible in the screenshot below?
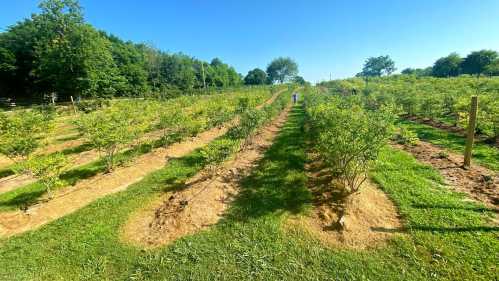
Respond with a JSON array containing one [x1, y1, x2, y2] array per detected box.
[[0, 111, 50, 161], [320, 75, 499, 140], [19, 153, 69, 198], [432, 53, 462, 77], [394, 126, 419, 145], [400, 67, 432, 77], [75, 103, 150, 171], [228, 109, 266, 139], [200, 139, 238, 166], [0, 0, 243, 102], [266, 57, 298, 84], [75, 99, 111, 113], [292, 75, 307, 85], [360, 55, 396, 77], [306, 95, 395, 194], [461, 49, 498, 77], [244, 68, 267, 85]]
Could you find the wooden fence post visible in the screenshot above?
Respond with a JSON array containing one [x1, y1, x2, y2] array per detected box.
[[70, 96, 77, 115], [463, 96, 478, 168]]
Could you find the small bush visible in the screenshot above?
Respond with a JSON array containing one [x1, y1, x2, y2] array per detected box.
[[76, 99, 111, 113], [394, 126, 419, 145]]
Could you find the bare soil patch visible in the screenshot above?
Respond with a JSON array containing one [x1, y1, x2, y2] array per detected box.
[[0, 156, 13, 170], [121, 108, 290, 248], [285, 154, 402, 250], [394, 141, 499, 208]]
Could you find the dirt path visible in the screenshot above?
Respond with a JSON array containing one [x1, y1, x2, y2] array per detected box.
[[0, 91, 284, 238], [121, 107, 290, 248], [285, 153, 402, 250], [394, 141, 498, 208]]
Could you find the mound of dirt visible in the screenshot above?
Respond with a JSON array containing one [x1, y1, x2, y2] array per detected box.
[[121, 107, 290, 248], [285, 155, 402, 250], [394, 141, 498, 208]]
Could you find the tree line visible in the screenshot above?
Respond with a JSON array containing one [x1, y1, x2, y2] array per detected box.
[[403, 50, 499, 78], [356, 50, 499, 79], [0, 0, 244, 103], [243, 57, 306, 86]]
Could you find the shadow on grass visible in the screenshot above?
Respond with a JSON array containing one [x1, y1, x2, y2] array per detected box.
[[0, 189, 46, 209], [411, 203, 498, 213], [0, 168, 14, 179], [372, 225, 499, 233], [226, 105, 312, 221]]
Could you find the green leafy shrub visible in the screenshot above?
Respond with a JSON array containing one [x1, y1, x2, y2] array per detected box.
[[306, 96, 395, 195], [0, 110, 50, 162], [76, 99, 111, 113], [18, 153, 69, 199], [394, 126, 419, 145], [75, 103, 150, 172]]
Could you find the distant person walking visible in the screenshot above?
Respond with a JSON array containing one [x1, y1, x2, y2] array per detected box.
[[292, 93, 298, 104]]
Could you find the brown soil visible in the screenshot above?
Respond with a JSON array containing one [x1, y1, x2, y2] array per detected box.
[[393, 141, 499, 208], [0, 91, 284, 238], [285, 154, 402, 250], [120, 107, 290, 248], [0, 156, 13, 169]]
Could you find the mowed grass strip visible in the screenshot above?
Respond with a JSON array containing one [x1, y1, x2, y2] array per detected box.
[[398, 119, 499, 171], [0, 103, 497, 281]]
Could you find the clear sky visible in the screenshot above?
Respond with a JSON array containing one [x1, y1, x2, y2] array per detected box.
[[1, 0, 499, 83]]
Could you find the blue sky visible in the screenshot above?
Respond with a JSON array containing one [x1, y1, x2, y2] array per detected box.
[[1, 0, 499, 82]]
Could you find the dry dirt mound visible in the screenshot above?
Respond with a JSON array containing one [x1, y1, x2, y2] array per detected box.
[[285, 155, 402, 250], [121, 108, 290, 248], [394, 141, 498, 208]]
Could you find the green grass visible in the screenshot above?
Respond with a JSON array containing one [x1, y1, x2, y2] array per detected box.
[[0, 104, 497, 280], [398, 119, 499, 171]]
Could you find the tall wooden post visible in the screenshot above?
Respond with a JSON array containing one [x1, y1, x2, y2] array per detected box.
[[463, 96, 478, 168], [70, 96, 77, 115]]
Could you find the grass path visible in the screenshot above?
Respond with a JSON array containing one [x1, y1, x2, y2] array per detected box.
[[0, 102, 497, 280]]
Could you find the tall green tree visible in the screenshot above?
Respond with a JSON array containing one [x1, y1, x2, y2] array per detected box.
[[104, 33, 150, 96], [266, 57, 298, 84], [432, 53, 462, 77], [244, 68, 267, 85], [34, 0, 124, 100], [0, 19, 41, 100], [361, 55, 396, 77], [359, 55, 395, 89], [461, 50, 498, 78]]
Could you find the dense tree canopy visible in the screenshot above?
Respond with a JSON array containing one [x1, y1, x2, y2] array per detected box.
[[401, 67, 432, 77], [0, 0, 242, 102], [266, 57, 298, 84], [432, 53, 462, 77], [460, 50, 498, 77], [292, 75, 307, 85], [244, 68, 267, 85], [360, 55, 396, 77]]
